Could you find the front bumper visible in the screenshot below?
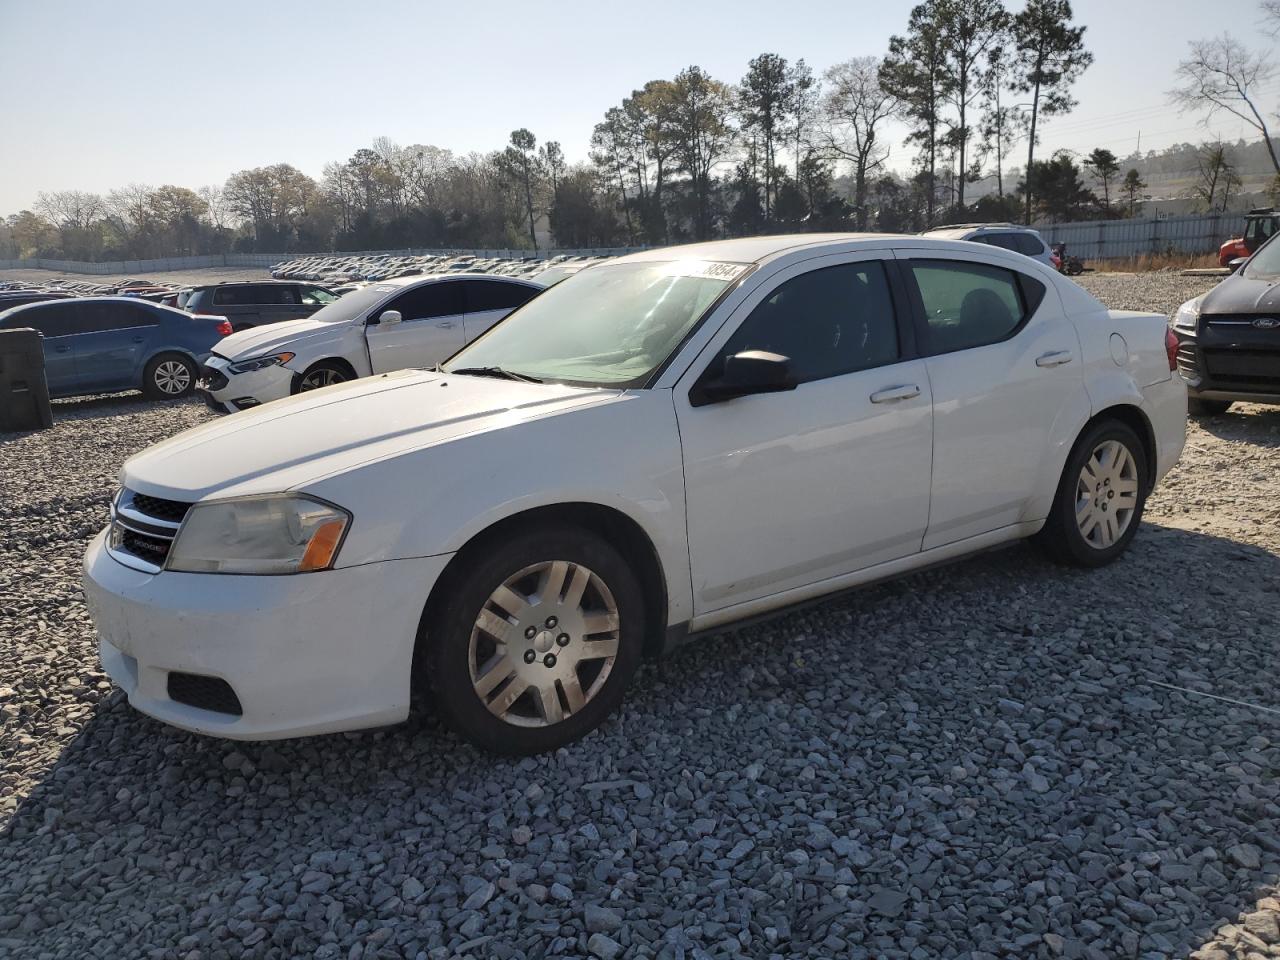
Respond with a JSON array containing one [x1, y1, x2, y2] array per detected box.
[[1173, 325, 1280, 405], [198, 356, 295, 414], [83, 529, 451, 740]]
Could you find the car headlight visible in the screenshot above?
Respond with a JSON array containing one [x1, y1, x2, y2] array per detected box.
[[166, 494, 350, 574], [227, 352, 295, 375], [1173, 299, 1201, 332]]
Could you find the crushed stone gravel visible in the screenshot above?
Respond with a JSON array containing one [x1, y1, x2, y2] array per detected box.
[[2, 272, 1278, 959]]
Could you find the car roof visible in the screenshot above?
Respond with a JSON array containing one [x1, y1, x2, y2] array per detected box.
[[374, 271, 546, 288], [617, 233, 895, 267]]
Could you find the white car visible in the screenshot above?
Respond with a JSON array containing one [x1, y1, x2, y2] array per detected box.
[[84, 234, 1186, 754], [922, 224, 1056, 268], [198, 273, 544, 412]]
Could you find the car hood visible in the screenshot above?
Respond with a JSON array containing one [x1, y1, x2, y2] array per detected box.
[[121, 370, 621, 501], [1201, 273, 1280, 314], [214, 315, 349, 360]]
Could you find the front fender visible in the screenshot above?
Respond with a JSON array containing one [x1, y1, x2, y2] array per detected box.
[[305, 391, 693, 625]]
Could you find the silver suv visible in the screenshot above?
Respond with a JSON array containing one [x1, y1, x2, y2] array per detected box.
[[922, 224, 1055, 268]]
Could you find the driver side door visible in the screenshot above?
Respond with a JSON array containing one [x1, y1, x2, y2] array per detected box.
[[365, 281, 467, 374], [674, 254, 934, 617]]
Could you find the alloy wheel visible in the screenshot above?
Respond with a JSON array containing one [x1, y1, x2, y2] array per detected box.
[[300, 368, 346, 391], [468, 560, 620, 728], [1075, 439, 1139, 549], [154, 360, 191, 395]]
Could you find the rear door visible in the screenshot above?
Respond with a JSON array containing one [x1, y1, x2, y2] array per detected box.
[[364, 281, 466, 373], [895, 250, 1088, 549], [461, 279, 540, 341], [74, 301, 157, 391], [211, 286, 258, 329]]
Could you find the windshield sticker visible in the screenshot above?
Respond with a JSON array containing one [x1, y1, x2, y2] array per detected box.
[[658, 260, 748, 282]]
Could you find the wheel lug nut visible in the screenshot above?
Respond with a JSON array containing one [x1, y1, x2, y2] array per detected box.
[[543, 653, 557, 668], [523, 649, 536, 664], [557, 633, 570, 646], [524, 626, 537, 640], [545, 616, 558, 628]]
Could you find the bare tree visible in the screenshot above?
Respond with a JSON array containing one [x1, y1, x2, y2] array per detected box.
[[817, 57, 899, 229], [1262, 0, 1280, 35], [1170, 34, 1280, 175], [35, 191, 103, 230], [1194, 142, 1242, 212], [197, 185, 230, 231]]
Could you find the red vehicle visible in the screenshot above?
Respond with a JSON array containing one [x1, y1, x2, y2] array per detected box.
[[1218, 208, 1280, 266]]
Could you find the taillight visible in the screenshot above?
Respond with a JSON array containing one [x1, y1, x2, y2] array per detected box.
[[1165, 327, 1178, 371], [215, 320, 233, 337]]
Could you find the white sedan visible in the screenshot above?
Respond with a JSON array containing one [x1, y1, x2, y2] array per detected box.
[[198, 273, 544, 412], [84, 234, 1186, 754]]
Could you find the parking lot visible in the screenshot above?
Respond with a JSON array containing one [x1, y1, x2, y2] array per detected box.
[[1, 271, 1278, 959]]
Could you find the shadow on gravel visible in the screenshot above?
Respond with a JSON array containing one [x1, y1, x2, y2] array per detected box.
[[2, 519, 1278, 957], [1193, 404, 1280, 447]]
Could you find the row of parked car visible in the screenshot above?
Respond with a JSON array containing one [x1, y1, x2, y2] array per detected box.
[[269, 252, 609, 286]]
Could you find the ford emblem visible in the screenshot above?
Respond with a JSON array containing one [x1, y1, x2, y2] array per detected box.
[[1253, 317, 1280, 329]]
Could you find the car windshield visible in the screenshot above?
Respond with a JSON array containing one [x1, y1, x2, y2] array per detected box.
[[313, 283, 398, 322], [443, 260, 745, 387], [1244, 234, 1280, 278]]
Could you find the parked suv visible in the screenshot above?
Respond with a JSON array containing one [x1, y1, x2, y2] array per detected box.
[[0, 297, 230, 400], [183, 281, 337, 332], [922, 224, 1055, 267]]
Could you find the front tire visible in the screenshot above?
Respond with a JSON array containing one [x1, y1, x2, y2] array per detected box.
[[1188, 397, 1232, 416], [142, 353, 196, 399], [1037, 420, 1148, 568], [294, 360, 353, 393], [423, 527, 645, 755]]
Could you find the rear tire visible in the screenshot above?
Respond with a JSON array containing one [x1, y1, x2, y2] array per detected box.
[[1188, 398, 1231, 416], [142, 353, 196, 400], [422, 526, 645, 755], [293, 360, 353, 393], [1036, 420, 1148, 568]]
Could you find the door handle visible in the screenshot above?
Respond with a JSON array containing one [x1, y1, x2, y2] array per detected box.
[[438, 320, 455, 329], [132, 336, 146, 343], [1036, 350, 1073, 367], [53, 345, 72, 353], [870, 384, 921, 404]]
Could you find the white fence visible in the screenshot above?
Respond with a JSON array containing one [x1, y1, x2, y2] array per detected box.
[[0, 247, 648, 276], [0, 216, 1247, 273], [1037, 213, 1246, 261]]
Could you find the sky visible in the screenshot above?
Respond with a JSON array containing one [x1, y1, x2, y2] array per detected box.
[[0, 0, 1273, 214]]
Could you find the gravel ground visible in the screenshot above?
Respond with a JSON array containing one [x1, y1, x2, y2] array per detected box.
[[2, 272, 1279, 960]]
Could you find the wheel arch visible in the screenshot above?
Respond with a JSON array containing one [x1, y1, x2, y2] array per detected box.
[[141, 349, 200, 386], [413, 502, 671, 681], [1088, 402, 1157, 492]]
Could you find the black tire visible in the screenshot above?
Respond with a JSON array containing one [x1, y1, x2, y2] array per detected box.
[[142, 352, 197, 400], [1188, 397, 1232, 416], [1036, 419, 1148, 568], [293, 360, 353, 394], [423, 526, 645, 755]]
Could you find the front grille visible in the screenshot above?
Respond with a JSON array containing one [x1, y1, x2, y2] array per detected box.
[[109, 488, 193, 570], [1202, 348, 1280, 392], [167, 672, 243, 716], [130, 492, 191, 524], [201, 365, 229, 391]]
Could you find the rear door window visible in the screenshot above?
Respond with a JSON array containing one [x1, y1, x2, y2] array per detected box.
[[78, 301, 157, 333], [909, 261, 1033, 354], [1014, 234, 1045, 256], [464, 280, 539, 313], [300, 286, 338, 305]]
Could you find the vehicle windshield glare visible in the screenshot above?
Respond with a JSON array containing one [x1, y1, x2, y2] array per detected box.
[[443, 260, 745, 387], [313, 283, 399, 322], [1244, 235, 1280, 278]]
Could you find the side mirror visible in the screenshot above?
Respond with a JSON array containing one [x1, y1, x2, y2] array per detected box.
[[373, 309, 402, 326], [691, 350, 797, 406], [1228, 257, 1247, 274]]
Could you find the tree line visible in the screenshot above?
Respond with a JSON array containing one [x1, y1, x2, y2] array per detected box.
[[4, 0, 1277, 262]]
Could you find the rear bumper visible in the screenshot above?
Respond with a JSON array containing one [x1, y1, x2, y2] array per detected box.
[[1142, 375, 1186, 486]]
